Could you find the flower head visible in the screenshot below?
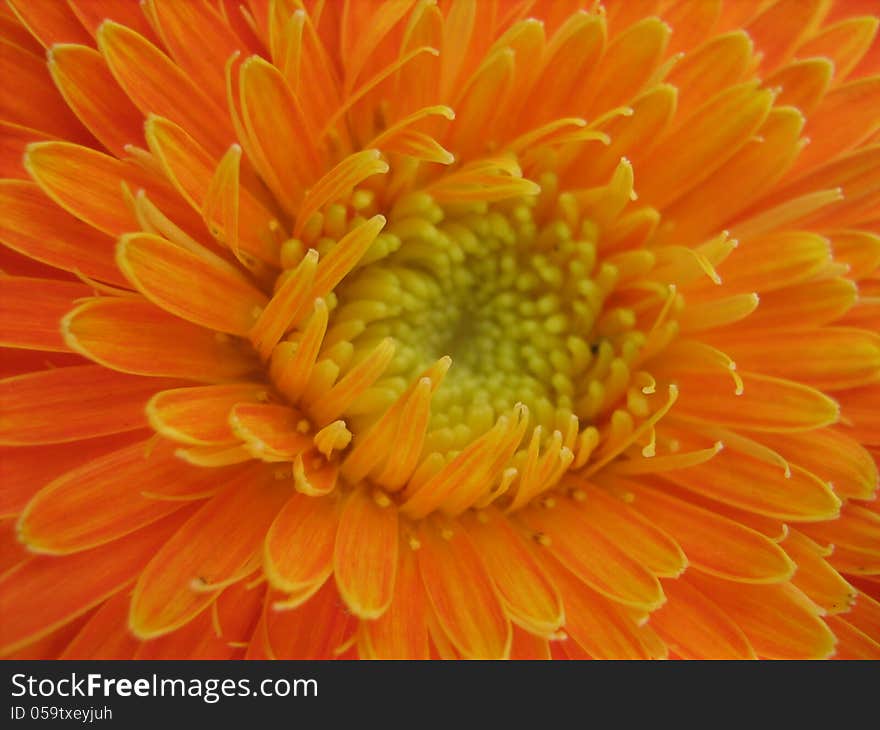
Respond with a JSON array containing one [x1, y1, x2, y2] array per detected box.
[[1, 0, 879, 660]]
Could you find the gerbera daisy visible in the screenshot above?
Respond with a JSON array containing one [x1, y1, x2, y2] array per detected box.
[[1, 0, 879, 661]]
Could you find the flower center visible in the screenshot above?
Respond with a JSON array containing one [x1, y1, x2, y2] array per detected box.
[[332, 180, 646, 455]]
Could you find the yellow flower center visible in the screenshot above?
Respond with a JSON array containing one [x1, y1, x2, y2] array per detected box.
[[251, 153, 685, 523], [335, 185, 641, 454]]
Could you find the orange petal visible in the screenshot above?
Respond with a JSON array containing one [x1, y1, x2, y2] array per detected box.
[[0, 3, 44, 53], [48, 44, 145, 157], [229, 403, 312, 461], [63, 296, 259, 381], [846, 295, 880, 330], [826, 615, 880, 659], [0, 518, 27, 575], [509, 625, 551, 660], [0, 121, 53, 179], [134, 604, 224, 659], [149, 0, 246, 104], [581, 17, 669, 118], [624, 480, 796, 582], [672, 370, 840, 433], [662, 445, 841, 522], [67, 0, 159, 44], [6, 0, 93, 47], [837, 385, 880, 446], [143, 116, 280, 265], [797, 15, 879, 82], [135, 580, 264, 660], [792, 75, 880, 176], [264, 492, 340, 593], [843, 590, 880, 645], [294, 149, 389, 237], [293, 451, 340, 495], [260, 581, 354, 659], [677, 292, 760, 332], [0, 180, 126, 286], [271, 578, 335, 614], [740, 277, 857, 331], [0, 431, 146, 517], [311, 215, 387, 299], [759, 428, 878, 501], [514, 13, 607, 127], [0, 276, 92, 351], [569, 484, 688, 578], [116, 232, 268, 335], [174, 443, 253, 468], [710, 327, 880, 391], [628, 474, 790, 541], [250, 251, 318, 361], [649, 577, 756, 660], [0, 243, 70, 281], [334, 487, 399, 619], [416, 518, 511, 659], [18, 439, 239, 554], [3, 613, 93, 660], [518, 496, 665, 611], [799, 503, 880, 555], [584, 83, 677, 186], [765, 58, 833, 115], [129, 466, 288, 639], [236, 54, 321, 213], [308, 337, 397, 425], [147, 383, 268, 445], [784, 530, 858, 615], [340, 0, 418, 91], [829, 544, 880, 575], [604, 0, 663, 31], [462, 507, 564, 636], [24, 141, 198, 238], [361, 544, 430, 660], [372, 376, 435, 490], [268, 298, 329, 403], [770, 144, 880, 229], [663, 0, 722, 56], [660, 107, 806, 246], [0, 510, 190, 656], [554, 637, 590, 660], [60, 592, 140, 659], [96, 20, 233, 156], [424, 604, 463, 659], [266, 0, 343, 128], [0, 365, 172, 445], [830, 230, 880, 280], [666, 31, 754, 121], [745, 0, 829, 71], [685, 572, 836, 659], [638, 82, 773, 209], [710, 230, 832, 291], [541, 556, 653, 660], [0, 38, 93, 142], [402, 405, 527, 518]]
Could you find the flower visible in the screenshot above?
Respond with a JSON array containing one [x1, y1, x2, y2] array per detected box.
[[1, 0, 879, 661]]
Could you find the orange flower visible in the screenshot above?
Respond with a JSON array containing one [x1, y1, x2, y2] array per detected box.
[[1, 0, 879, 660]]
